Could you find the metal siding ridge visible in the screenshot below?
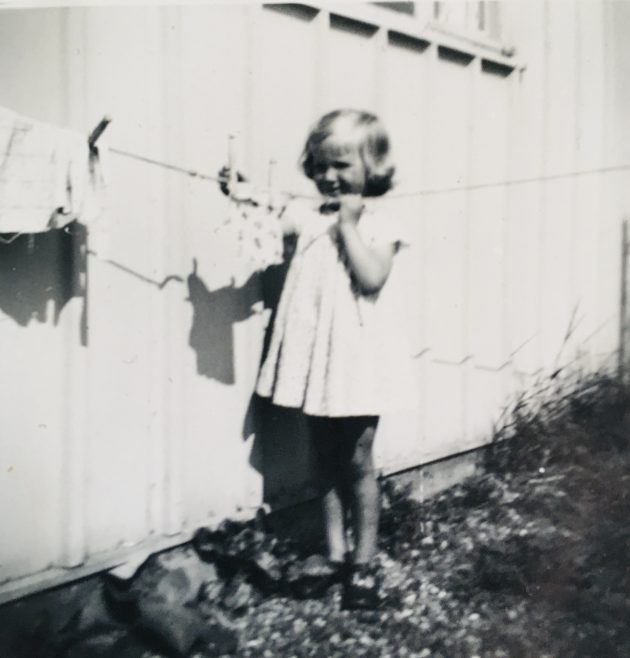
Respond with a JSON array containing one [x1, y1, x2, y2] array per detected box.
[[618, 218, 630, 383], [313, 7, 330, 115], [58, 7, 89, 570], [373, 25, 388, 116], [503, 43, 520, 405], [461, 52, 479, 446], [160, 6, 185, 537], [535, 0, 551, 374]]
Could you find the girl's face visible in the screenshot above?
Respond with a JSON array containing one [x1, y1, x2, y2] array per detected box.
[[310, 125, 367, 197]]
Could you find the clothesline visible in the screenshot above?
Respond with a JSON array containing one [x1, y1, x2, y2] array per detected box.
[[109, 147, 221, 183], [109, 145, 630, 201], [4, 105, 629, 243], [4, 143, 630, 246]]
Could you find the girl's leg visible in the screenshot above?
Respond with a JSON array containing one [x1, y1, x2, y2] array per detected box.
[[343, 416, 380, 564], [308, 416, 347, 562]]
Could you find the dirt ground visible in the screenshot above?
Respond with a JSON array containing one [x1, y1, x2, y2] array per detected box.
[[220, 374, 630, 658], [3, 373, 629, 658]]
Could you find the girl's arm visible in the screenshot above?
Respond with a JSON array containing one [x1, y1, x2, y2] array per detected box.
[[276, 202, 300, 236], [218, 166, 298, 236], [336, 195, 396, 294]]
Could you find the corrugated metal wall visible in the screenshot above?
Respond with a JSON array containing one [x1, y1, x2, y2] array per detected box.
[[1, 1, 628, 601]]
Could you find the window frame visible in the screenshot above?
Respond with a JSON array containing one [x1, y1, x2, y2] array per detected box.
[[291, 1, 519, 68]]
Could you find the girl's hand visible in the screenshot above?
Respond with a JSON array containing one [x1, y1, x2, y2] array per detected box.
[[218, 166, 247, 197], [338, 194, 365, 225]]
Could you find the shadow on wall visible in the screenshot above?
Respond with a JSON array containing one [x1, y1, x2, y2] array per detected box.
[[187, 260, 264, 385], [250, 239, 320, 510], [186, 236, 297, 386], [0, 221, 87, 344], [253, 396, 317, 511], [240, 238, 296, 443], [186, 239, 319, 512]]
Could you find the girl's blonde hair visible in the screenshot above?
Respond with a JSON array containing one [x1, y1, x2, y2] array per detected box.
[[300, 109, 395, 197]]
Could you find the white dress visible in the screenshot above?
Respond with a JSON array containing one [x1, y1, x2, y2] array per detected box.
[[256, 197, 419, 417]]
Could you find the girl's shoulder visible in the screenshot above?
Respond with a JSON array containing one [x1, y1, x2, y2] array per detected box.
[[360, 197, 416, 248]]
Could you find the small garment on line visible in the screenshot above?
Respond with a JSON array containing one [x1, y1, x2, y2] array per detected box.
[[210, 184, 284, 287], [0, 106, 107, 233]]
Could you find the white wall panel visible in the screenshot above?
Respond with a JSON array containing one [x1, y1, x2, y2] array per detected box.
[[538, 1, 578, 369], [1, 1, 627, 601], [326, 14, 379, 112], [0, 10, 85, 582], [81, 8, 169, 554], [258, 5, 321, 196], [467, 134, 510, 445], [383, 32, 429, 192], [375, 32, 428, 474], [0, 9, 67, 125], [571, 1, 605, 352], [506, 182, 543, 377], [0, 317, 66, 581]]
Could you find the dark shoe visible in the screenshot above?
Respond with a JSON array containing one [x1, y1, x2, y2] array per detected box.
[[285, 554, 345, 599], [342, 563, 382, 610]]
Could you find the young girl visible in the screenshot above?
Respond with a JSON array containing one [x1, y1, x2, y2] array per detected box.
[[220, 109, 417, 609]]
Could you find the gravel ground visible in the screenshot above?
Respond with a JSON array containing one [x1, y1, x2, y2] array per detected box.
[[220, 373, 630, 658], [4, 373, 629, 658]]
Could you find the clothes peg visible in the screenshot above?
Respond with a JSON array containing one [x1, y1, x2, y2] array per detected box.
[[267, 159, 276, 192], [226, 134, 256, 206], [227, 134, 237, 197], [267, 159, 276, 211], [89, 115, 111, 152]]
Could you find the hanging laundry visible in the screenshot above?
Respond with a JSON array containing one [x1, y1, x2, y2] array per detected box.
[[0, 106, 107, 233], [211, 183, 284, 288]]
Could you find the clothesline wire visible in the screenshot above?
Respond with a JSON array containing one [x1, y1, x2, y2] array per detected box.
[[109, 145, 630, 200], [3, 149, 630, 246], [109, 147, 221, 182]]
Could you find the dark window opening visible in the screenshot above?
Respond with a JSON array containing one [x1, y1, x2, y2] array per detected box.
[[388, 30, 430, 53], [481, 58, 514, 77], [438, 45, 475, 66], [373, 2, 416, 16]]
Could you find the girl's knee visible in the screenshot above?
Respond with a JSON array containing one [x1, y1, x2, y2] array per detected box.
[[343, 416, 377, 482], [348, 441, 375, 482], [348, 458, 374, 482]]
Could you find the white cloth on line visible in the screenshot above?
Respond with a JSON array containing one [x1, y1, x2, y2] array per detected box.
[[0, 106, 107, 233], [203, 184, 284, 288]]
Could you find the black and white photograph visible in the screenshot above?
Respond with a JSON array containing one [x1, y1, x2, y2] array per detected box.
[[1, 1, 630, 656]]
